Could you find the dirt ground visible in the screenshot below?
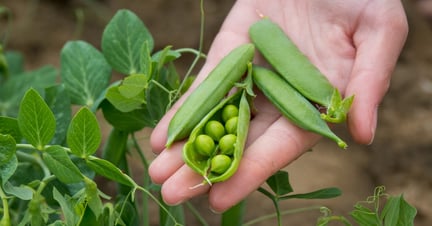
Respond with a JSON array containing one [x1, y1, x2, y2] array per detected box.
[[2, 0, 432, 225]]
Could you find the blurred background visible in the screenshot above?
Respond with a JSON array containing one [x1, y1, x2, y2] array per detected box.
[[1, 0, 431, 225]]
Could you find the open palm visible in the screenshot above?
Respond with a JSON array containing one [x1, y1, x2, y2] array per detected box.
[[149, 0, 408, 212]]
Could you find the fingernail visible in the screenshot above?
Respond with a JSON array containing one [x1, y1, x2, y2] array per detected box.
[[169, 199, 185, 206], [209, 206, 222, 214], [368, 108, 378, 145]]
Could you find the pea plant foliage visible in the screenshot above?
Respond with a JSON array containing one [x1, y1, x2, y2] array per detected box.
[[0, 6, 417, 226]]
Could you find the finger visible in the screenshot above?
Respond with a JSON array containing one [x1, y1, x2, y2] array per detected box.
[[148, 142, 185, 184], [208, 117, 321, 212], [246, 90, 281, 144], [346, 2, 408, 144], [160, 165, 210, 205]]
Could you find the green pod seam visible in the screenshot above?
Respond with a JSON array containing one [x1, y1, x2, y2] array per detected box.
[[252, 66, 347, 149], [166, 44, 254, 147], [249, 18, 353, 123], [183, 90, 250, 184]]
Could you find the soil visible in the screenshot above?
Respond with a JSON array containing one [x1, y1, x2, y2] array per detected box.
[[2, 0, 432, 225]]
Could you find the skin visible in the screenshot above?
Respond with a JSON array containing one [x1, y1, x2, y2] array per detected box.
[[149, 0, 408, 213]]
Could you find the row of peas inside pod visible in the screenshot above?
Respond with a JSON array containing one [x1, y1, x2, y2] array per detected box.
[[183, 90, 250, 185]]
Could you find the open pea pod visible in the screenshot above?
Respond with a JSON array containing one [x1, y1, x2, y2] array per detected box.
[[183, 90, 250, 185]]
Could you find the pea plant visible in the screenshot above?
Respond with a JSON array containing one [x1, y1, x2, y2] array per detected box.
[[0, 3, 417, 226]]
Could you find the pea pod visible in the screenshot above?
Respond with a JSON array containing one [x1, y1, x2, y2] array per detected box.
[[252, 66, 347, 149], [249, 18, 354, 123], [183, 90, 250, 184], [166, 44, 254, 147]]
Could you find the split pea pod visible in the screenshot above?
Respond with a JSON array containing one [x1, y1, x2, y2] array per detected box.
[[252, 66, 347, 149], [166, 44, 254, 147], [249, 18, 354, 123], [183, 90, 250, 184]]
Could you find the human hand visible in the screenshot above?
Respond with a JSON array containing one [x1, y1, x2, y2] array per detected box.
[[149, 0, 408, 212]]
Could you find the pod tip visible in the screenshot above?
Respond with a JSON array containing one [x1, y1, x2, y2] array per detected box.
[[338, 140, 348, 149]]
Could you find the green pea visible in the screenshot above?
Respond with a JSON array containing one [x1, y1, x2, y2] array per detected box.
[[219, 134, 237, 155], [210, 154, 232, 174], [204, 120, 225, 141], [222, 104, 239, 122], [249, 18, 353, 123], [225, 116, 238, 135], [166, 44, 255, 147], [194, 134, 215, 156], [252, 66, 347, 149]]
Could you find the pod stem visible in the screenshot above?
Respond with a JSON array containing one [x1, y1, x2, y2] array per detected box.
[[321, 89, 354, 124]]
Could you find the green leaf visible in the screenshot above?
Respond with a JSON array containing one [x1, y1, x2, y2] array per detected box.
[[350, 204, 381, 226], [396, 196, 417, 226], [266, 170, 293, 196], [45, 84, 72, 145], [83, 177, 103, 218], [26, 192, 54, 226], [60, 41, 112, 107], [118, 74, 148, 98], [0, 116, 21, 141], [105, 86, 145, 112], [0, 66, 57, 117], [145, 81, 170, 124], [67, 107, 101, 157], [0, 134, 15, 164], [145, 62, 180, 124], [17, 89, 56, 150], [140, 41, 153, 77], [100, 99, 154, 131], [221, 201, 245, 226], [53, 187, 80, 226], [102, 9, 154, 75], [86, 157, 135, 187], [42, 146, 84, 184], [151, 47, 181, 72], [112, 197, 139, 226], [280, 187, 342, 200], [3, 181, 33, 200], [0, 155, 17, 185], [381, 195, 416, 226]]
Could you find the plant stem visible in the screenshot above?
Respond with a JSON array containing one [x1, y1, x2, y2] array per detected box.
[[131, 133, 150, 226], [136, 186, 183, 226], [15, 151, 51, 179], [175, 0, 206, 101], [242, 205, 325, 226], [0, 186, 11, 226], [131, 133, 149, 169], [15, 144, 36, 151], [175, 48, 207, 59]]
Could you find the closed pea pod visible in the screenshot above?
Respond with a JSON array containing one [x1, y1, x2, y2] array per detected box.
[[183, 90, 250, 184], [249, 18, 354, 123], [166, 44, 254, 147], [252, 66, 347, 149]]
